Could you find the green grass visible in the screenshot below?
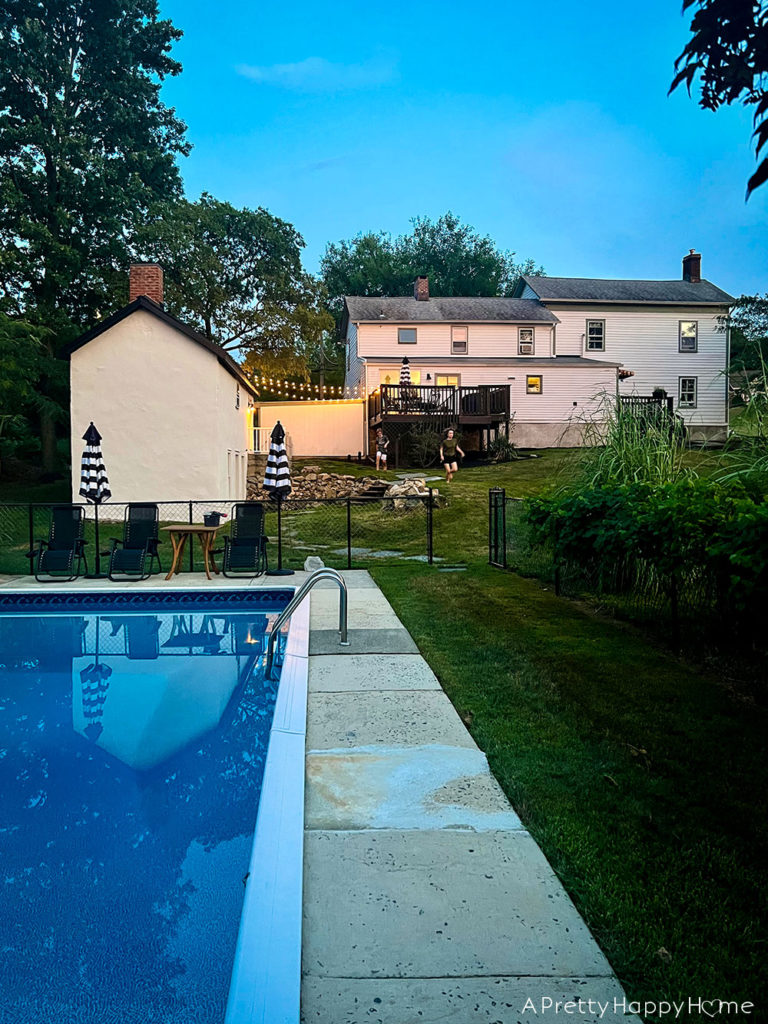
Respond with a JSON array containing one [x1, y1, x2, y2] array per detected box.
[[369, 561, 767, 1013]]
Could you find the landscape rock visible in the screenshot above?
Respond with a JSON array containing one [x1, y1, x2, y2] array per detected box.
[[304, 555, 325, 572]]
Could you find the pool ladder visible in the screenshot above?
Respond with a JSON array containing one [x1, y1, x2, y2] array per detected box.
[[265, 567, 350, 678]]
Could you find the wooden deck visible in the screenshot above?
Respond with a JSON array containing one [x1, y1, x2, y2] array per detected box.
[[368, 385, 510, 428]]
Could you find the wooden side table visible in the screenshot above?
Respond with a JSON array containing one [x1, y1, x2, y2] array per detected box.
[[161, 524, 222, 581]]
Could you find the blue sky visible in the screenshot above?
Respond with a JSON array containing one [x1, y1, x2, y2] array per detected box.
[[160, 0, 766, 296]]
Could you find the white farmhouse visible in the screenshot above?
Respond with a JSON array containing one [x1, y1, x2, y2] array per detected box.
[[343, 252, 733, 450], [65, 265, 256, 503]]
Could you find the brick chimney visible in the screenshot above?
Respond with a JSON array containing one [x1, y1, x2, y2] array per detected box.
[[129, 263, 164, 306], [414, 275, 429, 301], [682, 250, 701, 283]]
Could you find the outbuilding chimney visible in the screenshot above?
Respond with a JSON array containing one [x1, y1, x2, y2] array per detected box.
[[129, 263, 164, 306], [682, 250, 701, 283], [414, 275, 429, 301]]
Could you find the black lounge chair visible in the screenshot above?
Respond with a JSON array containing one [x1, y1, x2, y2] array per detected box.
[[28, 505, 88, 582], [222, 503, 268, 577], [105, 503, 162, 581]]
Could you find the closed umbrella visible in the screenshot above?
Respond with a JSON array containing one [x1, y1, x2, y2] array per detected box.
[[79, 422, 111, 576], [399, 356, 411, 387], [262, 421, 294, 576]]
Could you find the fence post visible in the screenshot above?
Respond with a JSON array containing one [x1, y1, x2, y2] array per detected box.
[[488, 488, 506, 568], [346, 497, 352, 570], [27, 504, 34, 557], [427, 488, 434, 565], [553, 517, 561, 596], [188, 501, 194, 572]]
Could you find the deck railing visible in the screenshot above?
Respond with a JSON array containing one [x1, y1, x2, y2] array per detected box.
[[369, 384, 509, 422]]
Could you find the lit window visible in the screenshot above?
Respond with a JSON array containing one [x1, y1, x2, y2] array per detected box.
[[518, 328, 535, 354], [526, 375, 543, 395], [398, 327, 417, 344], [679, 377, 697, 408], [586, 320, 605, 351], [679, 321, 698, 352], [436, 374, 459, 387], [451, 326, 468, 354]]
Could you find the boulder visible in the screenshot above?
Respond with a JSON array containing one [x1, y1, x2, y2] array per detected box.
[[304, 555, 325, 572]]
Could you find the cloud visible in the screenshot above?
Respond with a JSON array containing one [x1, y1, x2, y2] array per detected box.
[[236, 56, 396, 92]]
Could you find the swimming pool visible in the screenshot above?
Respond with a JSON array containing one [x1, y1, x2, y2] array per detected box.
[[0, 588, 305, 1024]]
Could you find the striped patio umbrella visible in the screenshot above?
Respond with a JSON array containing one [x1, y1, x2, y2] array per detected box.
[[399, 356, 411, 387], [79, 422, 111, 503], [263, 420, 292, 497]]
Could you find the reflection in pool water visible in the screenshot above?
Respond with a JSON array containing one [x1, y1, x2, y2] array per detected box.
[[0, 599, 286, 1024]]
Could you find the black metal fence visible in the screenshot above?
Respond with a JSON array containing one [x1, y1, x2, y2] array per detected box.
[[487, 488, 755, 654], [0, 494, 437, 577]]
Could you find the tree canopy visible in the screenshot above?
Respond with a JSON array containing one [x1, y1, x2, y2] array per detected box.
[[730, 293, 768, 367], [671, 0, 768, 196], [320, 212, 544, 325], [139, 194, 333, 379]]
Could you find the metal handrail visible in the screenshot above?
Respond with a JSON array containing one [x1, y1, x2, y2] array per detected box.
[[265, 567, 349, 678]]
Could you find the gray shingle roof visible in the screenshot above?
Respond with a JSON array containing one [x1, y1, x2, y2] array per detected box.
[[520, 276, 734, 304], [344, 296, 558, 323]]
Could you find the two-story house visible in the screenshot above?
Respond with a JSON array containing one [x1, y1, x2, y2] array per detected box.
[[342, 252, 733, 451]]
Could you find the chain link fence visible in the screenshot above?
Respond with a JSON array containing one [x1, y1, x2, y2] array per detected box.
[[0, 494, 437, 577], [488, 488, 749, 653]]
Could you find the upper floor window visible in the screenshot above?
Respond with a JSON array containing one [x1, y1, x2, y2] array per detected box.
[[451, 325, 468, 354], [518, 327, 535, 355], [586, 320, 605, 351], [398, 327, 417, 344], [679, 321, 698, 352], [679, 377, 697, 408]]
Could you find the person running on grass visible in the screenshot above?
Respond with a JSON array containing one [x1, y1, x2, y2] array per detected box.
[[440, 429, 464, 482], [375, 428, 390, 471]]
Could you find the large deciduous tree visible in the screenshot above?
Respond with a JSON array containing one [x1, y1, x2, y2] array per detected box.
[[0, 0, 189, 470], [671, 0, 768, 197], [320, 212, 543, 326], [139, 194, 334, 380]]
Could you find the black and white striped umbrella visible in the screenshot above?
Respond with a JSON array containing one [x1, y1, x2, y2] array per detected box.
[[399, 356, 411, 387], [79, 422, 111, 504], [263, 420, 292, 498]]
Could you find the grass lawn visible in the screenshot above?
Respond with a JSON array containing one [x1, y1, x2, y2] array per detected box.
[[369, 561, 767, 1012]]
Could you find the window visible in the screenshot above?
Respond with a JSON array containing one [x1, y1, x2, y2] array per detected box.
[[398, 327, 417, 344], [436, 374, 460, 387], [518, 327, 535, 355], [526, 375, 543, 395], [409, 370, 422, 385], [679, 377, 697, 408], [235, 384, 240, 410], [586, 320, 605, 351], [451, 325, 468, 354], [679, 321, 698, 352]]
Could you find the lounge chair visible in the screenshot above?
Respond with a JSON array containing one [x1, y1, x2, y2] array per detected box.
[[222, 502, 268, 577], [28, 505, 88, 582], [105, 503, 162, 581]]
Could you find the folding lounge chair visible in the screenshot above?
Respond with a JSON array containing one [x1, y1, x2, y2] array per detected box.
[[222, 503, 268, 578], [29, 505, 88, 582], [105, 503, 162, 581]]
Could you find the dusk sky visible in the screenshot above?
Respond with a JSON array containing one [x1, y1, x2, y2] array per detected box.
[[160, 0, 767, 296]]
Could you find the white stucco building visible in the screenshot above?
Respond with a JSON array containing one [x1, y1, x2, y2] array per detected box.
[[65, 265, 256, 503]]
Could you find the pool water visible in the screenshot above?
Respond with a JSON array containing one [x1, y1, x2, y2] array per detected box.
[[0, 590, 291, 1024]]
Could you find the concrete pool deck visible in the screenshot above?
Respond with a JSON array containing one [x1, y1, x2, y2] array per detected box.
[[302, 570, 641, 1024], [0, 568, 641, 1023]]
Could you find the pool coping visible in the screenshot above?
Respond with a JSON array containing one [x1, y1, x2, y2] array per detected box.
[[0, 578, 308, 1024]]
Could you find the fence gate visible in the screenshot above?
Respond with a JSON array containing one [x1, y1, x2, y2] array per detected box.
[[488, 487, 506, 568]]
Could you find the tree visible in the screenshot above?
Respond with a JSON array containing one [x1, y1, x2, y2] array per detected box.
[[0, 314, 53, 475], [139, 194, 334, 379], [730, 293, 768, 367], [320, 212, 543, 326], [0, 0, 189, 469], [671, 0, 768, 197]]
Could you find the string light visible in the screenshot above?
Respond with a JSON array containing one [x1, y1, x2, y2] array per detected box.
[[243, 372, 363, 401]]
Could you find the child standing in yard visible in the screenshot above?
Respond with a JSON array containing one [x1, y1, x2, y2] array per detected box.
[[440, 429, 464, 482], [375, 428, 389, 471]]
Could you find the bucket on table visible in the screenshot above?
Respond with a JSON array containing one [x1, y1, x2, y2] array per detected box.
[[203, 512, 227, 527]]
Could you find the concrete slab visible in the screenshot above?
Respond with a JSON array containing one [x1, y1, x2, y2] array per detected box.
[[305, 745, 523, 831], [307, 692, 477, 751], [312, 572, 378, 590], [309, 628, 418, 656], [301, 976, 643, 1024], [308, 654, 440, 693], [302, 830, 612, 979], [310, 589, 402, 631]]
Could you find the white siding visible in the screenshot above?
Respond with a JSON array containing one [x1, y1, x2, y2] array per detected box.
[[520, 282, 539, 299], [356, 321, 554, 360], [550, 305, 728, 428], [344, 322, 365, 394]]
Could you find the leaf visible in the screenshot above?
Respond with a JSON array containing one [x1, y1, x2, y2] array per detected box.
[[746, 156, 768, 198]]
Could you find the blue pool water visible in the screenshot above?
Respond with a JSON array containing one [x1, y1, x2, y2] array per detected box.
[[0, 589, 291, 1024]]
